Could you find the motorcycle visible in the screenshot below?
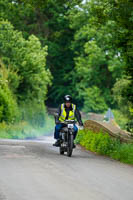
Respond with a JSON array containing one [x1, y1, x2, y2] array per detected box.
[[59, 120, 76, 157]]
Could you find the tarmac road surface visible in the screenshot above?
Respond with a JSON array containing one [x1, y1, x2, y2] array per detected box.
[[0, 136, 133, 200]]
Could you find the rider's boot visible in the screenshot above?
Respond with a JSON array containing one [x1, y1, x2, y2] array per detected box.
[[73, 143, 76, 148], [53, 139, 60, 147]]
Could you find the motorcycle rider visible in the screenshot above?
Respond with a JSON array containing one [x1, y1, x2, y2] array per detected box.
[[53, 95, 83, 147]]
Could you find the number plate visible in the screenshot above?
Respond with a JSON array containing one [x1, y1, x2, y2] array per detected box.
[[68, 124, 74, 128]]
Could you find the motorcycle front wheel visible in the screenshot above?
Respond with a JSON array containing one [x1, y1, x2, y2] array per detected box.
[[67, 134, 73, 157]]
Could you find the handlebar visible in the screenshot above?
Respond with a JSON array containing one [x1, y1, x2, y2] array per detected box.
[[60, 120, 76, 125]]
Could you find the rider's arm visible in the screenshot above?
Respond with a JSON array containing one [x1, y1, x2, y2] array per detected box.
[[55, 105, 61, 124], [75, 108, 83, 126]]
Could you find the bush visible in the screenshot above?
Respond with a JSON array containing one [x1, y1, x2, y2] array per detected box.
[[0, 85, 20, 123], [76, 129, 133, 164]]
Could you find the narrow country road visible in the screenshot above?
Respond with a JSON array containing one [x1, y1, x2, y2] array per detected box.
[[0, 136, 133, 200]]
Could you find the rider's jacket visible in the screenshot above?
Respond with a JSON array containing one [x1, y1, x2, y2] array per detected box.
[[59, 103, 76, 122], [56, 103, 83, 126]]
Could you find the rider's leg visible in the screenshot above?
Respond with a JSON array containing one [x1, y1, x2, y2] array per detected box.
[[71, 125, 78, 148], [53, 124, 64, 146], [73, 125, 78, 140], [54, 123, 63, 139]]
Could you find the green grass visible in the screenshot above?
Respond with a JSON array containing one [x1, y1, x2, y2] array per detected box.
[[0, 115, 55, 139], [76, 129, 133, 164]]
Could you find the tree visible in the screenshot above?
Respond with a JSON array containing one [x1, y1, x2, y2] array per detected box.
[[0, 0, 82, 105], [87, 0, 133, 116], [0, 20, 51, 125], [68, 2, 124, 112]]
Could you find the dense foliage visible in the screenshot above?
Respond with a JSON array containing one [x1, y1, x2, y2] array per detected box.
[[0, 20, 51, 128], [0, 0, 132, 136]]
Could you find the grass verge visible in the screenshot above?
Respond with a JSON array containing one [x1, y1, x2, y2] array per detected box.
[[75, 129, 133, 165], [0, 115, 54, 139]]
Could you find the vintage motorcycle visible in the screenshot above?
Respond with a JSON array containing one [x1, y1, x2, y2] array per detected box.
[[59, 120, 76, 157]]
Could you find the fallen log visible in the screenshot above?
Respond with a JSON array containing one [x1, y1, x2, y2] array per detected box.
[[84, 120, 133, 143]]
